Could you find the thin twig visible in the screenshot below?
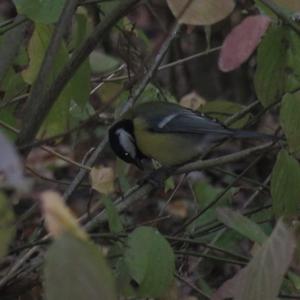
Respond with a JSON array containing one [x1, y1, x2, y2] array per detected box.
[[175, 273, 210, 299], [242, 172, 272, 209], [176, 142, 275, 174], [173, 153, 268, 235], [175, 250, 247, 266], [0, 120, 91, 171], [166, 235, 249, 261], [259, 0, 300, 35], [159, 46, 221, 71], [120, 21, 181, 114], [63, 136, 108, 200], [84, 142, 278, 231]]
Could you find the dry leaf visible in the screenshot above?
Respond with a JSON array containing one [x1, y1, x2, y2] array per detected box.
[[166, 200, 189, 219], [90, 166, 115, 195], [41, 191, 87, 240], [180, 91, 206, 110], [166, 0, 235, 26]]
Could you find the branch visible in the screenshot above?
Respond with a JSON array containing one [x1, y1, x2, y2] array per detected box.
[[120, 21, 181, 114], [17, 0, 79, 149], [175, 142, 275, 174], [84, 142, 277, 231], [17, 0, 140, 150], [63, 135, 108, 200]]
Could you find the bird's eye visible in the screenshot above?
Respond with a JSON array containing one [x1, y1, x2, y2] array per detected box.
[[125, 152, 129, 156]]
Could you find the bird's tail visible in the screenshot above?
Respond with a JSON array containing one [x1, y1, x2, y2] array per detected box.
[[231, 130, 281, 141]]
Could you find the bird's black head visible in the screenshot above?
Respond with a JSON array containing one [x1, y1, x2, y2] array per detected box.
[[109, 119, 146, 169]]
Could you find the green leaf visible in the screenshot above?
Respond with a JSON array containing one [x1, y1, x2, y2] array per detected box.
[[89, 50, 120, 74], [0, 192, 15, 258], [124, 226, 175, 297], [1, 68, 26, 104], [191, 182, 234, 229], [68, 13, 91, 108], [13, 0, 66, 24], [44, 234, 117, 300], [71, 12, 89, 50], [199, 100, 251, 128], [212, 220, 295, 300], [255, 25, 300, 107], [280, 91, 300, 152], [0, 107, 17, 139], [22, 24, 66, 85], [271, 150, 300, 217], [102, 196, 123, 233], [164, 176, 175, 193], [99, 0, 122, 15], [216, 207, 267, 244], [285, 30, 300, 91], [254, 25, 287, 107], [67, 58, 90, 108], [40, 87, 71, 136]]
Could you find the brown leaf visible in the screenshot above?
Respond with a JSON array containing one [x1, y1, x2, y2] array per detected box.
[[90, 166, 115, 195], [179, 91, 206, 110]]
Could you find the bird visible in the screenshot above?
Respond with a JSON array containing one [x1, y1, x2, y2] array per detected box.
[[109, 101, 275, 169]]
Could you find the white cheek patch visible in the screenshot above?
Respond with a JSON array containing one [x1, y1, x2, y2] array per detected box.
[[115, 128, 136, 159], [158, 113, 178, 128]]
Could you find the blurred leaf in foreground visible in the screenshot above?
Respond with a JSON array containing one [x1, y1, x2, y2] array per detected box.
[[0, 130, 26, 190], [44, 234, 117, 300], [212, 220, 295, 300], [42, 191, 117, 300], [41, 190, 87, 240]]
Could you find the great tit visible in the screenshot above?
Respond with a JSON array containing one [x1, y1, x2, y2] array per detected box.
[[109, 101, 273, 169]]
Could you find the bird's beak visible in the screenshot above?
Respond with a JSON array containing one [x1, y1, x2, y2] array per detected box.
[[134, 159, 144, 170]]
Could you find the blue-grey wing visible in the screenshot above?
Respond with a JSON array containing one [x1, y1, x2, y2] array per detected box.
[[135, 102, 233, 136]]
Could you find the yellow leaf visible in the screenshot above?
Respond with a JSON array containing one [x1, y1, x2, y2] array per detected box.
[[41, 191, 87, 240], [166, 0, 235, 25]]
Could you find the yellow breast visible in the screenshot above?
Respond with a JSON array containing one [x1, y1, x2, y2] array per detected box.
[[133, 118, 201, 166]]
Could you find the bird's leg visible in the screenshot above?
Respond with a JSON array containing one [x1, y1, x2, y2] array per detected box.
[[137, 167, 172, 188]]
